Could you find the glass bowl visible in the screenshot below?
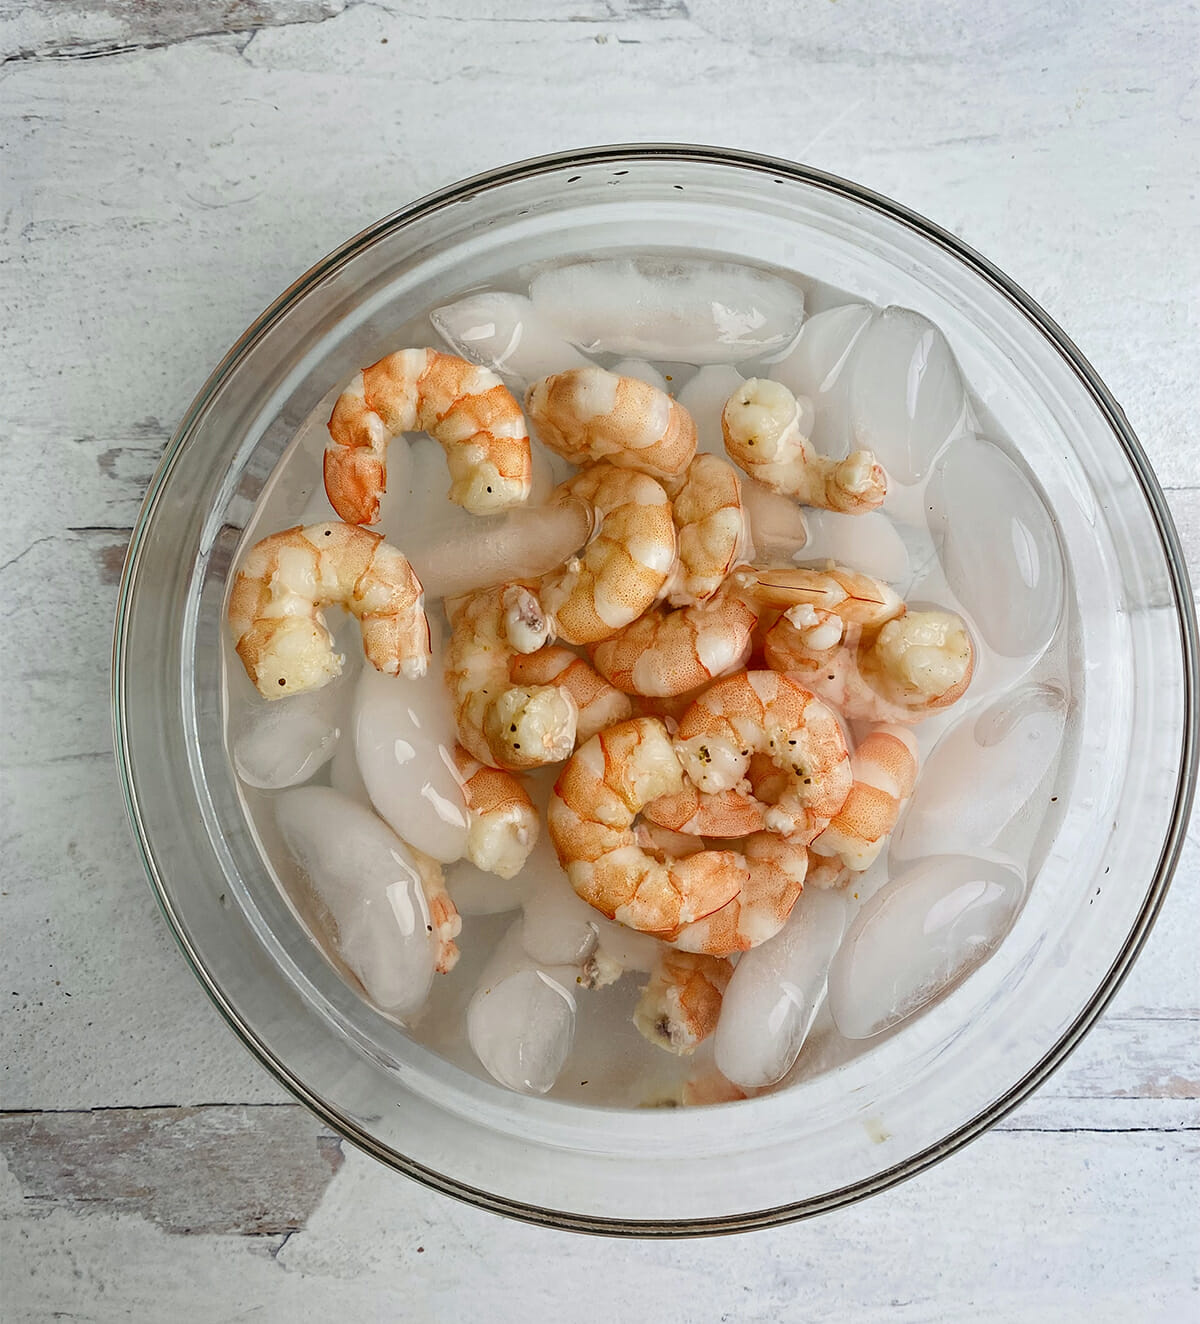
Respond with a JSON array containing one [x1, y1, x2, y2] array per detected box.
[[112, 144, 1197, 1235]]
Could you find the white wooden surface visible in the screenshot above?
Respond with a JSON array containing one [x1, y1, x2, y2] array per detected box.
[[2, 1, 1198, 1317]]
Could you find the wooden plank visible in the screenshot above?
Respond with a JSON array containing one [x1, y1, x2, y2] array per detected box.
[[0, 0, 346, 62], [1, 1120, 1196, 1319], [0, 1105, 342, 1235]]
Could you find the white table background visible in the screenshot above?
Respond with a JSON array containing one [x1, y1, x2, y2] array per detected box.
[[2, 2, 1197, 1318]]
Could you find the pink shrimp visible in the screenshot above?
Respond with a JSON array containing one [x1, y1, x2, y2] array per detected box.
[[526, 366, 696, 481], [670, 671, 853, 843], [809, 725, 919, 871], [589, 589, 758, 698], [722, 377, 886, 514], [228, 522, 429, 698], [453, 745, 540, 880], [325, 348, 532, 524], [668, 832, 810, 956], [507, 646, 632, 744], [633, 950, 734, 1054]]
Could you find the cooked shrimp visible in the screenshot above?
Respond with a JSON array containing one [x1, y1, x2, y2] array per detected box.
[[444, 583, 577, 770], [641, 781, 768, 838], [748, 564, 904, 631], [669, 832, 810, 956], [643, 750, 781, 839], [538, 463, 676, 644], [671, 671, 853, 843], [662, 454, 750, 606], [765, 604, 973, 724], [508, 646, 632, 743], [229, 522, 430, 698], [633, 950, 733, 1054], [408, 847, 462, 974], [526, 366, 696, 480], [548, 717, 746, 935], [803, 849, 851, 892], [453, 745, 540, 880], [325, 348, 531, 524], [809, 725, 919, 871], [722, 378, 886, 514], [589, 589, 757, 698]]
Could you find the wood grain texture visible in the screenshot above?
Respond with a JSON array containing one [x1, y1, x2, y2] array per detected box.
[[1, 1121, 1196, 1321], [1, 0, 1197, 1313], [0, 1106, 343, 1234]]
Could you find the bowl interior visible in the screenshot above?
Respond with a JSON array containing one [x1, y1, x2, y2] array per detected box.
[[115, 146, 1196, 1232]]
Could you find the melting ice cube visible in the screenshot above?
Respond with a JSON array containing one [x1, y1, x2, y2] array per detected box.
[[529, 257, 806, 364], [927, 436, 1065, 659], [275, 786, 437, 1019], [714, 889, 848, 1088], [352, 664, 469, 863], [233, 682, 347, 790], [828, 854, 1026, 1039], [770, 302, 874, 458], [675, 363, 745, 455], [891, 682, 1069, 869], [848, 306, 968, 483], [430, 290, 593, 389], [467, 926, 579, 1094]]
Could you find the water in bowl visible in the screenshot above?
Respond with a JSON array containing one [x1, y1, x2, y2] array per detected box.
[[222, 250, 1078, 1105]]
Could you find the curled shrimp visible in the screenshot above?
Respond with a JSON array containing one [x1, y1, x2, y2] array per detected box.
[[526, 366, 696, 480], [453, 745, 540, 880], [589, 588, 758, 698], [634, 950, 733, 1054], [662, 454, 750, 606], [539, 462, 677, 644], [722, 378, 886, 514], [228, 521, 430, 698], [669, 832, 810, 956], [548, 717, 746, 935], [507, 646, 632, 743], [444, 583, 577, 770], [809, 725, 919, 871], [765, 600, 974, 724], [325, 348, 532, 524], [671, 671, 853, 843]]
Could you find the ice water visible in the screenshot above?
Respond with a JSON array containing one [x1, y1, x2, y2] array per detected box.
[[222, 249, 1079, 1106]]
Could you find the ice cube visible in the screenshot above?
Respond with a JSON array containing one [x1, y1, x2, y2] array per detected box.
[[430, 290, 592, 389], [529, 257, 806, 364], [352, 665, 469, 863], [891, 682, 1069, 869], [828, 854, 1026, 1039], [592, 917, 664, 975], [233, 681, 347, 790], [714, 888, 848, 1088], [675, 363, 744, 455], [927, 436, 1065, 659], [801, 508, 909, 584], [769, 303, 874, 458], [848, 306, 968, 483], [520, 872, 601, 967], [376, 435, 478, 556], [610, 358, 669, 393], [275, 786, 437, 1019], [406, 497, 592, 601], [467, 925, 579, 1094]]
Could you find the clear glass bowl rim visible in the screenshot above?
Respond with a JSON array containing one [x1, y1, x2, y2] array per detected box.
[[112, 142, 1199, 1237]]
